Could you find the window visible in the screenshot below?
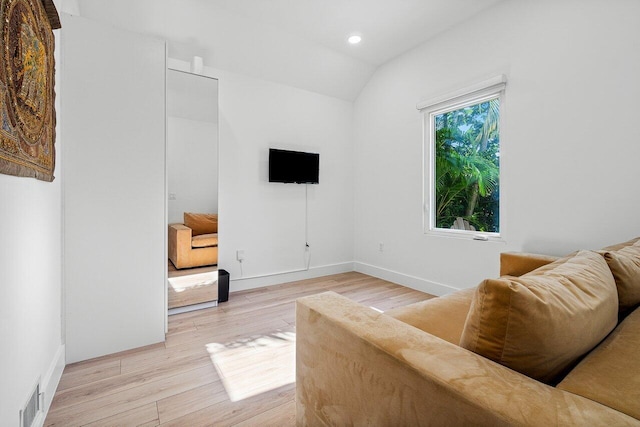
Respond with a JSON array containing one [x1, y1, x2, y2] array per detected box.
[[419, 76, 505, 238]]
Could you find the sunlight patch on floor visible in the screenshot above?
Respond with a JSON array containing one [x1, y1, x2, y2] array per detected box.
[[168, 271, 218, 293], [206, 330, 296, 402]]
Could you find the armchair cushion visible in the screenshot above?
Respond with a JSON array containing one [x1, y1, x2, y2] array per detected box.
[[191, 233, 218, 248], [184, 212, 218, 236], [460, 250, 619, 384]]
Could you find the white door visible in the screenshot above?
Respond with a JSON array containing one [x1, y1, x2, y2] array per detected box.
[[61, 13, 166, 363]]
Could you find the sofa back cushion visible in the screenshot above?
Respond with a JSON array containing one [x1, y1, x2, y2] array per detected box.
[[499, 252, 559, 277], [602, 236, 640, 252], [557, 308, 640, 420], [184, 212, 218, 236], [386, 288, 475, 345], [599, 237, 640, 315], [460, 250, 618, 384]]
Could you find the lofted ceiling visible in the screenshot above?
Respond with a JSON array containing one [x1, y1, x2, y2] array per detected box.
[[73, 0, 505, 101], [208, 0, 505, 66]]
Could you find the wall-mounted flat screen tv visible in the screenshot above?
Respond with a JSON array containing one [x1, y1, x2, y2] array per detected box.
[[269, 148, 319, 184]]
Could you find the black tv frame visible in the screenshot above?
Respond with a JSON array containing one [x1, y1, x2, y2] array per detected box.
[[269, 148, 319, 184]]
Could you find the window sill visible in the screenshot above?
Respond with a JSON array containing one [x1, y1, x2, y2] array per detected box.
[[424, 228, 506, 244]]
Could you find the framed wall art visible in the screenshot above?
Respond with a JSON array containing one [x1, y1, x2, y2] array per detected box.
[[0, 0, 60, 182]]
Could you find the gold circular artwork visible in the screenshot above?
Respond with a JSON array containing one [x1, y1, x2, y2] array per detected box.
[[1, 0, 56, 181]]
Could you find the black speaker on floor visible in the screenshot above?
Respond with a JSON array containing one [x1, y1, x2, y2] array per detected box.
[[218, 269, 230, 303]]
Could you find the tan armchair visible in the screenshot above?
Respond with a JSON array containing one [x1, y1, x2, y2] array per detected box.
[[168, 213, 218, 269]]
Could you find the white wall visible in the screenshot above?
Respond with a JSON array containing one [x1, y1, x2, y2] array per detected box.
[[0, 166, 64, 424], [167, 117, 218, 224], [62, 14, 166, 363], [168, 58, 356, 290], [0, 4, 64, 424], [218, 67, 356, 288], [354, 0, 640, 294]]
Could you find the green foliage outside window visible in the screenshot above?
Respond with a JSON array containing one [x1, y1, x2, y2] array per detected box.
[[434, 97, 500, 232]]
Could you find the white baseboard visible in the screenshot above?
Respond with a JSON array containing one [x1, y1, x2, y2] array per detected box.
[[229, 262, 355, 293], [228, 261, 457, 297], [354, 262, 458, 297], [38, 344, 65, 427]]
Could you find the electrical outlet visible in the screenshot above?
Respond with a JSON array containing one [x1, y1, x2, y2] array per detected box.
[[379, 242, 384, 252], [168, 193, 176, 200], [236, 250, 245, 262]]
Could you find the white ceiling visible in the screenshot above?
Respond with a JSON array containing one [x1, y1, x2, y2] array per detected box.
[[73, 0, 505, 100], [209, 0, 505, 66]]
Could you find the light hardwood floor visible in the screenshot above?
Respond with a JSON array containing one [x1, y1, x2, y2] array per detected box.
[[168, 261, 218, 309], [45, 272, 434, 426]]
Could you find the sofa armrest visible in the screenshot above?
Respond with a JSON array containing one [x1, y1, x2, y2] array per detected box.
[[500, 252, 560, 277], [296, 292, 639, 426], [168, 224, 193, 268]]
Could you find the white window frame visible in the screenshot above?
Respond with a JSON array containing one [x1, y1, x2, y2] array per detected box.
[[418, 75, 507, 241]]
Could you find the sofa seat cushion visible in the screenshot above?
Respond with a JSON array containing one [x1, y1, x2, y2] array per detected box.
[[599, 237, 640, 315], [460, 250, 619, 384], [184, 212, 218, 236], [191, 233, 218, 248], [557, 308, 640, 420], [386, 288, 474, 345]]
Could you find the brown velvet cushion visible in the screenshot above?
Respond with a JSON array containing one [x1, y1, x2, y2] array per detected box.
[[599, 238, 640, 314], [602, 237, 640, 252], [499, 252, 560, 277], [184, 212, 218, 236], [191, 233, 218, 248], [557, 308, 640, 420], [460, 250, 619, 384], [386, 288, 474, 345]]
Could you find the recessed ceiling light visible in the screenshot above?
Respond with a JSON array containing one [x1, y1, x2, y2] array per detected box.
[[348, 35, 362, 45]]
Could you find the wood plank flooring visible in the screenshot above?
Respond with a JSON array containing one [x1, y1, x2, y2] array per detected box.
[[45, 272, 434, 426], [168, 261, 218, 309]]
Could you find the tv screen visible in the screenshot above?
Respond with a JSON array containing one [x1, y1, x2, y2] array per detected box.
[[269, 149, 319, 184]]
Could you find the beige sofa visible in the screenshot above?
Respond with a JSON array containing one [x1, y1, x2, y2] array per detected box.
[[168, 212, 218, 269], [296, 238, 640, 426]]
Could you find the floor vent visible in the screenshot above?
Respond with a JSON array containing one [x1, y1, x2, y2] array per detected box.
[[20, 381, 41, 427]]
